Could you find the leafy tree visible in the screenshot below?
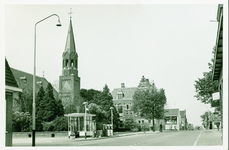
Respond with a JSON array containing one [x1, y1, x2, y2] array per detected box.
[[87, 103, 107, 130], [12, 111, 32, 132], [194, 47, 219, 109], [91, 84, 120, 130], [132, 84, 167, 132], [80, 88, 101, 103]]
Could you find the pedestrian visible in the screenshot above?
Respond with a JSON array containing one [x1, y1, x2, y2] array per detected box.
[[160, 124, 162, 132]]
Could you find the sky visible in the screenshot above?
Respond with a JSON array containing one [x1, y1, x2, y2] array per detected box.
[[3, 1, 228, 127]]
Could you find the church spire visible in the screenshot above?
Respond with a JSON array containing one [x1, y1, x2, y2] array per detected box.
[[62, 10, 78, 75], [64, 18, 76, 53]]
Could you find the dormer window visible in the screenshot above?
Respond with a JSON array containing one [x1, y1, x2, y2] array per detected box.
[[117, 91, 124, 99], [36, 81, 42, 86], [20, 76, 27, 83]]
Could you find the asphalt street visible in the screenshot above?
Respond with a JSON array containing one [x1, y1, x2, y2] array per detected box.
[[13, 129, 223, 147]]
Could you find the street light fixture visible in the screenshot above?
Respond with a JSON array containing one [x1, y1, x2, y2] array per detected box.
[[33, 14, 61, 146], [83, 102, 88, 139]]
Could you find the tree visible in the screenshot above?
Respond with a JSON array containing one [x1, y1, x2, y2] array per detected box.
[[200, 111, 212, 129], [56, 99, 64, 117], [91, 84, 120, 130], [19, 87, 33, 114], [194, 47, 219, 109], [87, 103, 107, 130], [42, 83, 58, 122], [12, 111, 32, 132], [132, 84, 167, 132], [64, 96, 85, 114], [124, 117, 139, 131], [80, 88, 101, 103]]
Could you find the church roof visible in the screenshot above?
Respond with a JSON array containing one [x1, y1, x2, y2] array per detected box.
[[5, 58, 18, 87], [10, 68, 58, 100], [64, 19, 77, 54]]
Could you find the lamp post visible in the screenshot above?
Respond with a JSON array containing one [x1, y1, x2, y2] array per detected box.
[[33, 14, 61, 146], [83, 102, 88, 139], [110, 107, 113, 135]]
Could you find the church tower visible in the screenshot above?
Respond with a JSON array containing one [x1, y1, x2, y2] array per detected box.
[[59, 17, 80, 109]]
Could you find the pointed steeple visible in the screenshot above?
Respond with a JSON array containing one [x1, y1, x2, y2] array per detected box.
[[64, 19, 76, 53], [62, 18, 78, 76]]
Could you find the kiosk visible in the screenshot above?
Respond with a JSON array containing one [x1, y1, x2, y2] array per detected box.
[[64, 113, 96, 138], [103, 124, 113, 137]]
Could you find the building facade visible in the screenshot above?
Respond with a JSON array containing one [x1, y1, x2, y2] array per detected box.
[[5, 59, 22, 146], [111, 76, 161, 130], [164, 108, 181, 131], [180, 109, 187, 130], [212, 4, 223, 132], [59, 18, 81, 108]]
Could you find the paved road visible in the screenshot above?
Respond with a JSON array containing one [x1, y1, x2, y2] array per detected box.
[[13, 129, 223, 147]]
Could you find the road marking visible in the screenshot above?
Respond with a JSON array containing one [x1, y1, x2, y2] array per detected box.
[[193, 131, 202, 146]]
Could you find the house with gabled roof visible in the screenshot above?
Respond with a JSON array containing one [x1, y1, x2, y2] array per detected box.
[[111, 76, 161, 129], [5, 58, 22, 146]]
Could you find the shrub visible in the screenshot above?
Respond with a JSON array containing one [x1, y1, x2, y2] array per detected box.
[[52, 116, 68, 131], [43, 116, 68, 131], [12, 111, 32, 132]]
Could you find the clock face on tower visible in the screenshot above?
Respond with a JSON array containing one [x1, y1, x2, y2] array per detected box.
[[62, 80, 71, 91]]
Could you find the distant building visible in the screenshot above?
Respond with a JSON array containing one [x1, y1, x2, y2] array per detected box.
[[111, 76, 161, 130], [180, 109, 187, 130], [59, 18, 81, 109], [5, 58, 22, 146], [164, 108, 181, 131]]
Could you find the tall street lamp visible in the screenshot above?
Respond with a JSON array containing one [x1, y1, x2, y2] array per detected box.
[[110, 107, 113, 136], [83, 102, 88, 139], [33, 14, 61, 146]]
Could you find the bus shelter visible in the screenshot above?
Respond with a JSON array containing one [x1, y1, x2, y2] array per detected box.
[[64, 113, 96, 138]]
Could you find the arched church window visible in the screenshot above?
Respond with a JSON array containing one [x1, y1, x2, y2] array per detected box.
[[71, 59, 74, 67], [66, 59, 68, 67]]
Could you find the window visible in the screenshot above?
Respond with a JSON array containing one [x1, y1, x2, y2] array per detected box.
[[117, 92, 124, 99], [126, 110, 128, 115], [142, 120, 144, 124], [126, 104, 129, 110], [148, 120, 151, 123], [138, 121, 141, 124], [118, 103, 123, 113]]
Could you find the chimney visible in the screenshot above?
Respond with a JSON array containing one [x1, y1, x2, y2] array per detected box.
[[121, 83, 125, 88]]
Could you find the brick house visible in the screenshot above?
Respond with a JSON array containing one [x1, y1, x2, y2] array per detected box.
[[111, 76, 163, 130], [5, 58, 22, 146]]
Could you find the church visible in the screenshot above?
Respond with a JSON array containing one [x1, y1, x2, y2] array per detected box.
[[59, 17, 81, 110]]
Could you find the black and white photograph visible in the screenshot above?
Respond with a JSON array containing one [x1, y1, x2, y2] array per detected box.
[[3, 0, 228, 149]]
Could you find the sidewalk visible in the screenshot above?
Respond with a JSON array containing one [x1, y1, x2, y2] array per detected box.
[[13, 130, 162, 146]]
